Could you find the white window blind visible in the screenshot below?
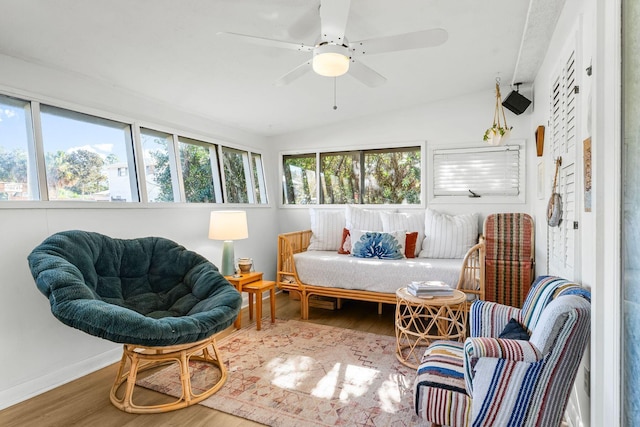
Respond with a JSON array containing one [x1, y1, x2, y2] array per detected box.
[[548, 45, 579, 277], [433, 146, 520, 197]]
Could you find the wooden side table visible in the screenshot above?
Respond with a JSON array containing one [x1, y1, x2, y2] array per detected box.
[[225, 272, 276, 330], [395, 287, 467, 369], [243, 280, 276, 331], [225, 272, 263, 328]]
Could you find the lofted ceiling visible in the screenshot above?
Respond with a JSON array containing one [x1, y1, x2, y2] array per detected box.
[[0, 0, 563, 137]]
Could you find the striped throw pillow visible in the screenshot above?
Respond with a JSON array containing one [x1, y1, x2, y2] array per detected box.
[[346, 205, 387, 232], [308, 209, 345, 251], [380, 211, 425, 257], [419, 209, 478, 258]]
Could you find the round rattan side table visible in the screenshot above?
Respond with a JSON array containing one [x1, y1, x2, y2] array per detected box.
[[395, 287, 467, 369]]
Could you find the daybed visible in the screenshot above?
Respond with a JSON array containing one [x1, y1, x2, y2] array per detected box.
[[277, 207, 486, 319]]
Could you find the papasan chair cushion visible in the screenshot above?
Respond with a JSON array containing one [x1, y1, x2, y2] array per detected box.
[[28, 230, 242, 347]]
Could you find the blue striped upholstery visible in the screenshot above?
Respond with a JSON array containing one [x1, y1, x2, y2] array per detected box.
[[414, 341, 472, 426], [413, 276, 591, 426]]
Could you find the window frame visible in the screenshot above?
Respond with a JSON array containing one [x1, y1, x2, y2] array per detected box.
[[426, 140, 526, 204], [0, 89, 268, 207], [220, 146, 252, 204], [280, 141, 425, 207], [37, 103, 139, 202], [250, 152, 268, 204], [177, 136, 223, 204], [0, 94, 40, 201]]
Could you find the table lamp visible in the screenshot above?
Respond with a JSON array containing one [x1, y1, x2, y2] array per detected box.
[[208, 210, 249, 276]]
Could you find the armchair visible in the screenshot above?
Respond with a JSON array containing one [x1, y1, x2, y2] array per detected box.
[[28, 230, 242, 413], [413, 276, 591, 426]]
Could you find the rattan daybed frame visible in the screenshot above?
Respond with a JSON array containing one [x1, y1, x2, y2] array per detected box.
[[277, 230, 485, 320]]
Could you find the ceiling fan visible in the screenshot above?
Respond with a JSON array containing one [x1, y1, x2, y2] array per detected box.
[[217, 0, 448, 87]]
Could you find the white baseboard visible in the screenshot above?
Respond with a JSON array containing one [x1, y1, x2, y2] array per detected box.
[[0, 347, 122, 411]]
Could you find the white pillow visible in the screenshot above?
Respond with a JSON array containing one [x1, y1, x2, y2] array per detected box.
[[307, 209, 345, 251], [419, 209, 478, 258], [380, 211, 425, 257], [346, 205, 387, 232]]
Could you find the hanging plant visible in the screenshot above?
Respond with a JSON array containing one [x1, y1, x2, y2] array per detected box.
[[483, 78, 512, 146]]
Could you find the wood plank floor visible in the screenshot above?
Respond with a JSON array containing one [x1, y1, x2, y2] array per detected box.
[[0, 292, 397, 427]]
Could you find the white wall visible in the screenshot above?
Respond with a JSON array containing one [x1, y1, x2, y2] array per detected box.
[[528, 0, 621, 424], [1, 4, 622, 422], [272, 89, 536, 238], [0, 55, 279, 409]]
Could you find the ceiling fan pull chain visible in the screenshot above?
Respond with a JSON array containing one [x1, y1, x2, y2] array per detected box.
[[333, 77, 338, 110]]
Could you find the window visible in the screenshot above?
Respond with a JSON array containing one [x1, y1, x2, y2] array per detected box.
[[222, 147, 250, 203], [320, 151, 360, 204], [140, 128, 177, 202], [178, 137, 222, 203], [363, 148, 421, 204], [0, 91, 267, 205], [0, 94, 36, 201], [432, 145, 521, 197], [282, 146, 421, 205], [40, 105, 135, 202], [282, 153, 317, 204], [251, 153, 268, 204]]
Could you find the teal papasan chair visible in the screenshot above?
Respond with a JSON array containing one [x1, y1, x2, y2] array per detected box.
[[27, 230, 242, 413]]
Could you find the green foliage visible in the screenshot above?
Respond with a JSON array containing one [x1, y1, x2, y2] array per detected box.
[[180, 143, 215, 203], [283, 155, 316, 204], [363, 150, 421, 204], [283, 149, 421, 205], [149, 142, 174, 202], [45, 150, 74, 197], [66, 150, 107, 196], [321, 153, 359, 204], [223, 150, 249, 203], [0, 147, 28, 183], [104, 153, 119, 165]]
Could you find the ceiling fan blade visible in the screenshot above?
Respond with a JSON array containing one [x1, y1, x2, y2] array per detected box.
[[348, 61, 386, 87], [217, 32, 313, 52], [275, 60, 312, 86], [287, 4, 320, 40], [352, 28, 448, 55], [319, 0, 351, 43]]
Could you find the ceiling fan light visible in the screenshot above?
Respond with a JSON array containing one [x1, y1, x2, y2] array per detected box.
[[313, 45, 350, 77]]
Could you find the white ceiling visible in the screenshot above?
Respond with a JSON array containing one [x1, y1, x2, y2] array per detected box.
[[0, 0, 562, 137]]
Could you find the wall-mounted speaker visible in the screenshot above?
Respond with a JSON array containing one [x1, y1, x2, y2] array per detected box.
[[502, 90, 532, 115]]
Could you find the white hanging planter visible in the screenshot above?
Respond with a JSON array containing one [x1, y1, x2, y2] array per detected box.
[[484, 78, 512, 145], [483, 125, 511, 146]]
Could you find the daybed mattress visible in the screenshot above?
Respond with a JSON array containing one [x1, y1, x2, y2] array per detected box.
[[293, 251, 463, 294]]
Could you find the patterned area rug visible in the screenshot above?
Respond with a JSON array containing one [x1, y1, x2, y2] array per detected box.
[[138, 319, 428, 426]]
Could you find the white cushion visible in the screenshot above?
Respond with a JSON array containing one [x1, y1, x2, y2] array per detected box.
[[345, 205, 387, 232], [293, 251, 464, 292], [307, 209, 345, 251], [419, 208, 478, 258], [380, 211, 425, 257]]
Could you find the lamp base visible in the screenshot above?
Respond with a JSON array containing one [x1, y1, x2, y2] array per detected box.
[[221, 240, 235, 276]]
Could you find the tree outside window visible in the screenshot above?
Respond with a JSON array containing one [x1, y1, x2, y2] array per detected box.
[[178, 138, 219, 203], [222, 147, 249, 203], [363, 148, 421, 204], [320, 152, 360, 204], [0, 95, 35, 200], [40, 105, 133, 202], [282, 147, 420, 205], [282, 154, 316, 204]]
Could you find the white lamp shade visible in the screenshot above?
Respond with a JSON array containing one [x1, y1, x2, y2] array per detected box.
[[208, 211, 249, 241], [313, 44, 350, 77]]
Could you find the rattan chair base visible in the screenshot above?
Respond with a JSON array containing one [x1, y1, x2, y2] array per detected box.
[[109, 335, 226, 413]]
